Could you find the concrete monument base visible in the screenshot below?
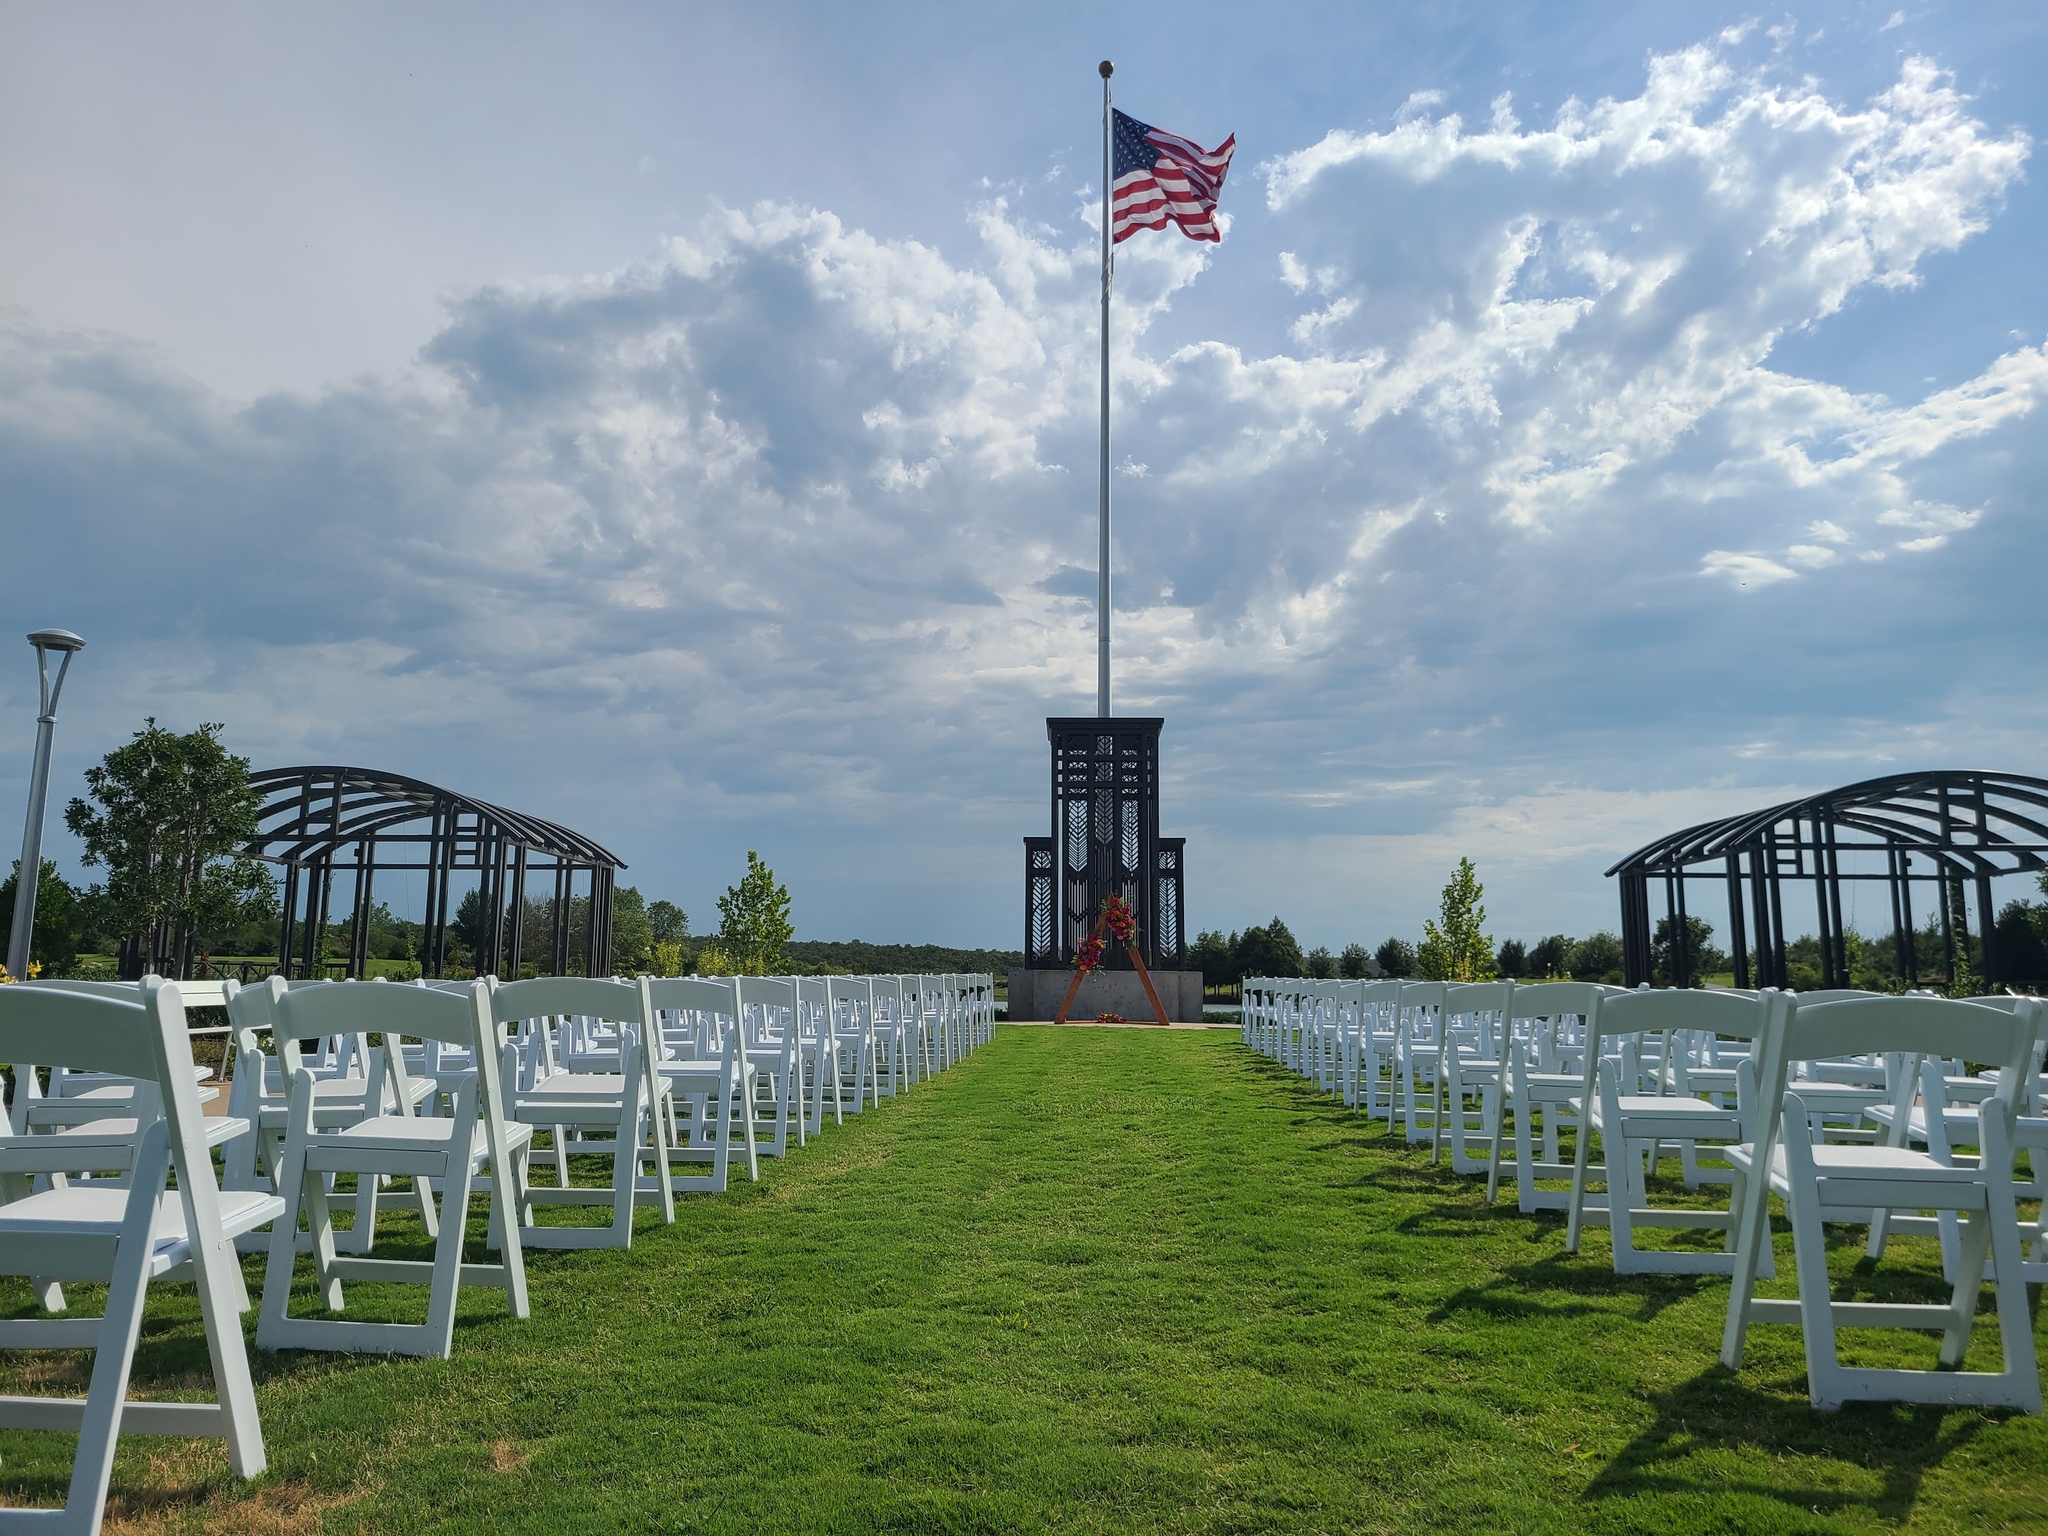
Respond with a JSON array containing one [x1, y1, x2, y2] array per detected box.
[[1006, 968, 1206, 1023]]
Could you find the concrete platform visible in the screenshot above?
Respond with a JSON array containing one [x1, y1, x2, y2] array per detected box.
[[1006, 967, 1206, 1023]]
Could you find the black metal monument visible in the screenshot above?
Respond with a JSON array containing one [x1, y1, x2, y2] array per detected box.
[[244, 765, 627, 980], [1017, 718, 1196, 1018], [1607, 770, 2048, 990]]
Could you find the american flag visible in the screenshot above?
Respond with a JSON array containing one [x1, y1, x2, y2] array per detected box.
[[1111, 108, 1236, 245]]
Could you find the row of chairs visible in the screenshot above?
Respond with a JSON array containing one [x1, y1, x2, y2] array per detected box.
[[1240, 975, 2048, 1414], [0, 968, 996, 1534]]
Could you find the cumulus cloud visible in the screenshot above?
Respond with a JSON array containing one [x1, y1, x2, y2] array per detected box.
[[3, 30, 2043, 945]]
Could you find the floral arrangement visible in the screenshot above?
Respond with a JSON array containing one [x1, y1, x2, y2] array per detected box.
[[1101, 895, 1137, 944], [1095, 1012, 1126, 1024], [1072, 933, 1106, 977]]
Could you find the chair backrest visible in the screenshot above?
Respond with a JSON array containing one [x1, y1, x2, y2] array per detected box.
[[1446, 980, 1514, 1015], [736, 976, 797, 1040], [492, 976, 645, 1030], [1771, 995, 2040, 1091], [276, 975, 494, 1055], [642, 975, 741, 1023], [1593, 987, 1770, 1046], [1508, 980, 1606, 1021]]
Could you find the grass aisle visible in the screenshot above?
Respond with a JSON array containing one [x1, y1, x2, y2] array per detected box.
[[3, 1028, 2045, 1533]]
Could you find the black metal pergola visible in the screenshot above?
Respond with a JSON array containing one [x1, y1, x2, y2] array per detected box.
[[246, 766, 626, 980], [1607, 770, 2048, 990]]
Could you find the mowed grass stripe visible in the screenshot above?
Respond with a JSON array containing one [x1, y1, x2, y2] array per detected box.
[[2, 1027, 2044, 1533]]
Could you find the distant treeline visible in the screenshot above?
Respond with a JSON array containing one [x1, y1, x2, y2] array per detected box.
[[780, 940, 1027, 978]]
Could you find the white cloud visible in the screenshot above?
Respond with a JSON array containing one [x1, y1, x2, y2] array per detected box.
[[1701, 550, 1801, 585]]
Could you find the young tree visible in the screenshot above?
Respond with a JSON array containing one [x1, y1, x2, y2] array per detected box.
[[647, 899, 690, 944], [1374, 937, 1417, 978], [717, 851, 793, 975], [1338, 942, 1374, 979], [64, 720, 272, 978], [1417, 858, 1495, 982]]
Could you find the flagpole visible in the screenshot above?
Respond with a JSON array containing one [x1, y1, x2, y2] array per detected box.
[[1097, 59, 1113, 720]]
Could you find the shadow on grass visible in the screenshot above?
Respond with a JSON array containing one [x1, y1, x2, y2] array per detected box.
[[1584, 1367, 1989, 1525], [1427, 1251, 1709, 1325]]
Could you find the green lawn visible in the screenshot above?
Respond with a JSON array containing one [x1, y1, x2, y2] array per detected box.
[[3, 1027, 2045, 1533]]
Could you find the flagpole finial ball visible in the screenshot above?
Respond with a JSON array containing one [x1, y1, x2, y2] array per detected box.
[[1099, 60, 1113, 78]]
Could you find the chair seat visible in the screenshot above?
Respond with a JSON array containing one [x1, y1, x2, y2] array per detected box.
[[1729, 1140, 1994, 1187], [524, 1072, 630, 1098], [0, 1186, 285, 1253], [1865, 1103, 1983, 1140], [327, 1115, 531, 1156], [1581, 1094, 1740, 1135], [43, 1113, 247, 1150]]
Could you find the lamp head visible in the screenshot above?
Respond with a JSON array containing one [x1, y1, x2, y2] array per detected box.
[[1099, 60, 1113, 78], [27, 629, 84, 654]]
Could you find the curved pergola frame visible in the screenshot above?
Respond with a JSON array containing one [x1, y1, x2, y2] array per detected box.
[[1606, 771, 2048, 989], [245, 766, 627, 980]]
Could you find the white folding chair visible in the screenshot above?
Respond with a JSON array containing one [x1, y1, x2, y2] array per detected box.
[[641, 976, 758, 1194], [735, 976, 805, 1156], [1564, 987, 1770, 1275], [1487, 981, 1602, 1212], [0, 978, 280, 1531], [1438, 980, 1513, 1171], [1721, 993, 2042, 1412], [256, 980, 530, 1358], [494, 977, 670, 1248]]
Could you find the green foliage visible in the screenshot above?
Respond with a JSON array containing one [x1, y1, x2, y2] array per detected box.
[[1527, 934, 1571, 978], [1304, 945, 1336, 980], [63, 719, 273, 977], [1374, 936, 1417, 978], [610, 885, 654, 973], [1187, 928, 1233, 982], [1231, 918, 1305, 980], [1417, 858, 1495, 982], [1569, 931, 1626, 983], [0, 859, 97, 972], [647, 899, 689, 944], [717, 851, 793, 975], [1651, 914, 1726, 989], [1338, 942, 1373, 979], [1494, 938, 1528, 978]]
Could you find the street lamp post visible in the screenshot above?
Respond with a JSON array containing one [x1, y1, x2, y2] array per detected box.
[[6, 629, 85, 981]]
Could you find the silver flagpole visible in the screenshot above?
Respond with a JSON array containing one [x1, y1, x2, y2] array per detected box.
[[1097, 60, 1113, 719]]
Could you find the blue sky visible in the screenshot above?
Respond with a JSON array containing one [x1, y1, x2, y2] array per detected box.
[[3, 3, 2046, 953]]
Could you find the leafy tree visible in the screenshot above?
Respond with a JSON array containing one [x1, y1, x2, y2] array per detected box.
[[1994, 899, 2048, 989], [1375, 937, 1417, 978], [1233, 918, 1304, 979], [717, 851, 793, 975], [611, 885, 654, 973], [1338, 942, 1374, 979], [1527, 935, 1572, 979], [1417, 858, 1495, 982], [1651, 914, 1724, 988], [1305, 945, 1336, 979], [64, 720, 273, 978], [1187, 928, 1233, 982], [1495, 938, 1528, 978], [0, 859, 89, 973], [1569, 931, 1625, 983], [647, 899, 690, 944]]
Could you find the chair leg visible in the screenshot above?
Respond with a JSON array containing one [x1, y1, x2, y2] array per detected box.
[[422, 1157, 475, 1359], [61, 1150, 165, 1529]]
